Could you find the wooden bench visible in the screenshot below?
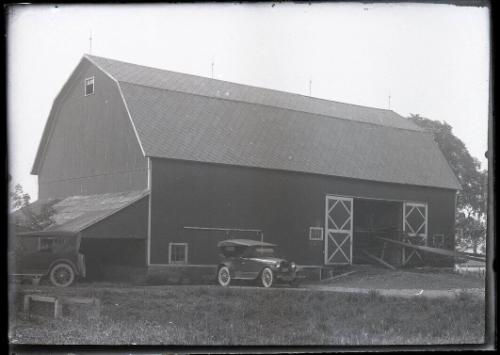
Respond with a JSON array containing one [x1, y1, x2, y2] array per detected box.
[[23, 294, 100, 319]]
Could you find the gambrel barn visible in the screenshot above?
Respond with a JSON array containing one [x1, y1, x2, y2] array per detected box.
[[28, 54, 461, 279]]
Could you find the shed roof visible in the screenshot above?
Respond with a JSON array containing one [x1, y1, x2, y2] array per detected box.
[[12, 190, 149, 235], [36, 54, 461, 190]]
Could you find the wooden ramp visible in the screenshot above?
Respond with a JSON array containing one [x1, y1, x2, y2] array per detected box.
[[361, 250, 396, 270], [376, 237, 486, 263]]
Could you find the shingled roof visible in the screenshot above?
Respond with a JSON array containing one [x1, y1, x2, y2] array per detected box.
[[12, 190, 149, 235], [43, 54, 462, 190]]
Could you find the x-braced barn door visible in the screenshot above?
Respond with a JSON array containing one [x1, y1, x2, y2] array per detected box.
[[402, 202, 428, 265], [325, 196, 353, 265]]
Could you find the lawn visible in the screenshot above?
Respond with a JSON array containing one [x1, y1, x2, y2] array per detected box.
[[9, 283, 485, 345]]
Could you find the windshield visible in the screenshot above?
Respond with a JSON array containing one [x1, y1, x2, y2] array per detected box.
[[220, 245, 246, 257]]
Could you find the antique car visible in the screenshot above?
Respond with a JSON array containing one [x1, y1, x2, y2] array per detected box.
[[216, 239, 302, 288], [9, 231, 86, 287]]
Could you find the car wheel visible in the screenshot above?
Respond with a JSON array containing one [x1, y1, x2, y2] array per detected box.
[[217, 266, 231, 287], [49, 263, 75, 287], [260, 267, 274, 288]]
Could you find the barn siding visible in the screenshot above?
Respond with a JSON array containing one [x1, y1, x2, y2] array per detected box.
[[81, 196, 148, 240], [38, 59, 147, 199], [79, 196, 148, 279], [149, 158, 456, 266]]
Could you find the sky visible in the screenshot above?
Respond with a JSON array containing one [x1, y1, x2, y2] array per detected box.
[[7, 3, 490, 201]]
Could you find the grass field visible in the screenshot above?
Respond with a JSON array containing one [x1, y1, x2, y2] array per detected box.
[[316, 266, 485, 290], [9, 283, 485, 345]]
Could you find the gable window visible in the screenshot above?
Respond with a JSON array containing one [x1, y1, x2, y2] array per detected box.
[[85, 77, 94, 96], [309, 227, 324, 241], [169, 243, 188, 264]]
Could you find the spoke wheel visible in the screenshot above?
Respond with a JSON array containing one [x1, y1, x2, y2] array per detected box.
[[260, 267, 274, 288], [218, 266, 231, 287], [49, 263, 75, 287]]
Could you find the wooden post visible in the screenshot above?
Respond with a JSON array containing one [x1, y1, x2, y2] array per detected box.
[[54, 299, 62, 319], [31, 276, 41, 286], [23, 295, 31, 317], [380, 241, 387, 261], [94, 298, 101, 317]]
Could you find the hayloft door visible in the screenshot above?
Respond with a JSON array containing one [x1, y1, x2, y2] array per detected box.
[[325, 195, 353, 265]]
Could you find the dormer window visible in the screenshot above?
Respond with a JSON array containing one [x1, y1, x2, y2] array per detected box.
[[85, 77, 94, 96]]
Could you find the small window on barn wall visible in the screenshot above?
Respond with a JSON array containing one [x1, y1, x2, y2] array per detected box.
[[169, 243, 188, 264], [309, 227, 324, 241], [85, 77, 94, 96]]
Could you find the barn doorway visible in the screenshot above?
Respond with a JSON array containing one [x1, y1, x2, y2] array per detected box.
[[80, 238, 146, 281], [352, 198, 403, 265]]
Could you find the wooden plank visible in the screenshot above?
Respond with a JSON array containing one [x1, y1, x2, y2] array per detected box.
[[24, 294, 61, 319], [24, 294, 101, 319], [362, 250, 396, 270], [377, 237, 486, 262], [27, 295, 57, 303]]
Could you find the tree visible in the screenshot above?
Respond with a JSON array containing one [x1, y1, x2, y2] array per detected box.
[[9, 183, 31, 211], [9, 183, 56, 231], [408, 114, 487, 253]]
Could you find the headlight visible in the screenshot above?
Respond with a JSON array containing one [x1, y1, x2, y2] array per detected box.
[[291, 262, 296, 270], [276, 261, 281, 268]]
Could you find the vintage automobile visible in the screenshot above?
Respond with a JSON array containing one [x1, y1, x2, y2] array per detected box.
[[9, 231, 86, 287], [216, 239, 302, 288]]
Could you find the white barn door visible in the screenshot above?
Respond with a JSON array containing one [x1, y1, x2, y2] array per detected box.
[[402, 201, 428, 265], [403, 202, 428, 238], [325, 195, 353, 265]]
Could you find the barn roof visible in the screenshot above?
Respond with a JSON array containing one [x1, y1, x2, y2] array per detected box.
[[37, 54, 461, 190], [12, 190, 149, 235]]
